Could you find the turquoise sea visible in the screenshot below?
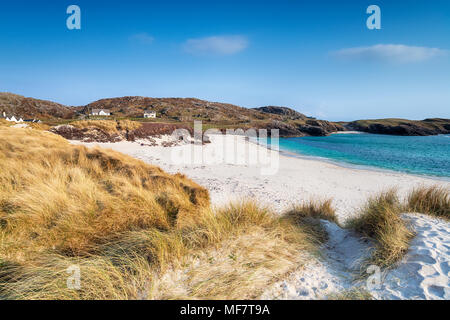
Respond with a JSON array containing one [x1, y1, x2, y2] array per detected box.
[[261, 133, 450, 178]]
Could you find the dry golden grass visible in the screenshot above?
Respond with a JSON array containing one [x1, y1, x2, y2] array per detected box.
[[28, 122, 51, 131], [285, 199, 337, 223], [71, 119, 141, 134], [0, 127, 208, 258], [150, 202, 320, 299], [0, 119, 12, 127], [283, 199, 337, 244], [405, 185, 449, 220], [116, 119, 142, 132], [71, 120, 119, 133], [0, 127, 318, 300], [347, 189, 414, 269]]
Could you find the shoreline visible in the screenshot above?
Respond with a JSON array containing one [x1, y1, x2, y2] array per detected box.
[[250, 137, 450, 183]]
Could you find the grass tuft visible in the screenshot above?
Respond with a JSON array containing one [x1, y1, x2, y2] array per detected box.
[[347, 189, 414, 269], [28, 122, 51, 131], [404, 185, 449, 220], [284, 199, 337, 223], [282, 199, 337, 244]]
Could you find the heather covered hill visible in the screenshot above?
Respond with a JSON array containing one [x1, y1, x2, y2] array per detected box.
[[0, 92, 75, 119], [0, 93, 343, 137], [252, 106, 308, 120], [3, 92, 449, 137], [82, 96, 275, 123], [81, 97, 343, 136]]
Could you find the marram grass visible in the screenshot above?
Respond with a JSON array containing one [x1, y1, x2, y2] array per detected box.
[[0, 127, 321, 300]]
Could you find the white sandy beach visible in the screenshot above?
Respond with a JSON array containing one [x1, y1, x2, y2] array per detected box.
[[72, 134, 450, 300], [73, 134, 449, 222]]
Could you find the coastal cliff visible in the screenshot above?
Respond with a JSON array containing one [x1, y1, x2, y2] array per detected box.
[[346, 118, 450, 136]]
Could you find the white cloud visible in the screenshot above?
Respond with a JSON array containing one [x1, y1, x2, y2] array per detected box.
[[183, 35, 248, 56], [129, 33, 154, 44], [333, 44, 447, 63]]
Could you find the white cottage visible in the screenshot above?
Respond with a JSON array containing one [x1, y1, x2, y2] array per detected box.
[[144, 111, 156, 118], [91, 109, 111, 116], [5, 116, 24, 123]]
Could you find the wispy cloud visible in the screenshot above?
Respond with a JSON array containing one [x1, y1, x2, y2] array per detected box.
[[332, 44, 447, 63], [129, 33, 154, 45], [183, 35, 248, 56]]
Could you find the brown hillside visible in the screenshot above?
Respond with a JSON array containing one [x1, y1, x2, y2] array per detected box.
[[252, 106, 308, 120], [0, 92, 74, 119], [81, 97, 343, 136], [82, 96, 277, 123]]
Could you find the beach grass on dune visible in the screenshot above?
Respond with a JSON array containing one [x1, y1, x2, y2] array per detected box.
[[71, 119, 142, 134], [285, 199, 337, 223], [283, 199, 337, 244], [27, 122, 51, 131], [0, 127, 320, 300], [347, 189, 414, 269], [404, 185, 449, 220], [0, 119, 12, 127], [151, 202, 320, 299]]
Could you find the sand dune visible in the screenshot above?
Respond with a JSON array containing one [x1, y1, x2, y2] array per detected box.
[[72, 134, 450, 300]]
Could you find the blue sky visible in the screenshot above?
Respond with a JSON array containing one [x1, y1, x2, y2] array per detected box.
[[0, 0, 449, 121]]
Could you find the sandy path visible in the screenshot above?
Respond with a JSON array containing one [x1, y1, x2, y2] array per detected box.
[[262, 214, 449, 300], [371, 214, 450, 300]]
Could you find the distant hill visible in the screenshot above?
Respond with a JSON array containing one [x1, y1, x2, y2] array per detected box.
[[3, 92, 447, 137], [82, 97, 275, 122], [0, 93, 343, 137], [81, 97, 342, 136], [0, 92, 75, 119], [346, 118, 450, 136], [252, 106, 308, 120]]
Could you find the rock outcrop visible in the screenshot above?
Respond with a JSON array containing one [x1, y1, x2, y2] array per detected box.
[[0, 92, 75, 119], [252, 106, 307, 120], [347, 118, 450, 136]]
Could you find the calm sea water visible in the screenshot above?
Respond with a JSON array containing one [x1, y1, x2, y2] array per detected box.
[[261, 133, 450, 178]]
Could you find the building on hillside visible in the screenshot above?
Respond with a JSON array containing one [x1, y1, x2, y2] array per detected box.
[[91, 109, 111, 116], [143, 110, 157, 118], [3, 112, 24, 123], [5, 116, 23, 123]]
